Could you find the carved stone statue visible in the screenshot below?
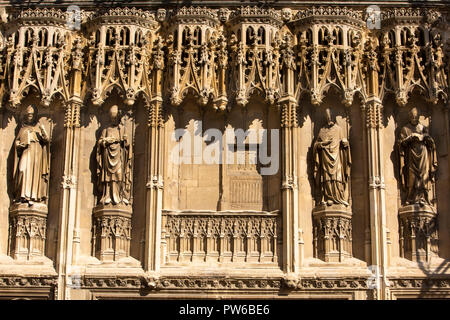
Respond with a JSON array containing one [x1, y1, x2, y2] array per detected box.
[[13, 104, 50, 204], [398, 107, 437, 206], [313, 108, 351, 206], [96, 104, 132, 206]]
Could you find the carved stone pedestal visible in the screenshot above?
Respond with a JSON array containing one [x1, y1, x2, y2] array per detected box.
[[8, 203, 48, 261], [312, 205, 352, 262], [399, 204, 438, 263], [92, 204, 132, 262]]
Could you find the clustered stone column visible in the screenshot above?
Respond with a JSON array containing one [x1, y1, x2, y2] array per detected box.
[[312, 108, 352, 262], [397, 107, 439, 262], [8, 104, 51, 260]]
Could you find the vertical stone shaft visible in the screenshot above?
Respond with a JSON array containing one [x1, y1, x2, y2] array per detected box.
[[364, 37, 389, 299], [144, 55, 164, 271], [280, 101, 299, 273], [279, 35, 299, 273], [55, 36, 83, 300]]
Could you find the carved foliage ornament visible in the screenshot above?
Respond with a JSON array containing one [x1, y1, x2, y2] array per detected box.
[[87, 14, 155, 107], [0, 6, 447, 110], [5, 18, 72, 108]]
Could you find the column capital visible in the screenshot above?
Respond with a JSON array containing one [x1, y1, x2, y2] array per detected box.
[[362, 99, 384, 129], [64, 97, 83, 128], [280, 100, 298, 128]]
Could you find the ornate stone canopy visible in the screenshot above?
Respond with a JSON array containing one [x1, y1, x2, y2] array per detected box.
[[0, 2, 448, 301]]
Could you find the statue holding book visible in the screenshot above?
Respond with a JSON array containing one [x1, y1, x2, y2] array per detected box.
[[398, 107, 437, 206]]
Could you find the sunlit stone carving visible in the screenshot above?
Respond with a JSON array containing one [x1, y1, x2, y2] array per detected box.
[[313, 108, 351, 207], [13, 105, 50, 204], [96, 104, 132, 206], [397, 107, 439, 262], [9, 104, 50, 261], [312, 108, 352, 262], [93, 104, 133, 262]]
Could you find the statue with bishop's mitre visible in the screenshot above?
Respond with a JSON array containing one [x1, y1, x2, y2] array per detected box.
[[313, 108, 351, 207], [13, 104, 50, 205], [96, 104, 132, 206]]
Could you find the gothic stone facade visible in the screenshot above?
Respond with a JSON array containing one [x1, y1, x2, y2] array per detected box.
[[0, 1, 449, 300]]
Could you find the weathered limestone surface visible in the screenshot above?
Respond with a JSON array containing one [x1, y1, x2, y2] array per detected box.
[[0, 2, 448, 300]]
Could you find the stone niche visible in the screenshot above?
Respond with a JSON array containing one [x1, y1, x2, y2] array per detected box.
[[306, 97, 362, 264], [87, 96, 137, 264], [162, 97, 282, 266], [1, 95, 65, 264], [393, 102, 441, 263]]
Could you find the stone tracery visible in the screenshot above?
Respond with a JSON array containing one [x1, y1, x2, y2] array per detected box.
[[0, 4, 448, 300]]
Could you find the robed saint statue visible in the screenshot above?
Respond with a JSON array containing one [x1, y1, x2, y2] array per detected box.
[[313, 108, 351, 206], [13, 104, 50, 204], [398, 107, 437, 206], [96, 104, 132, 205]]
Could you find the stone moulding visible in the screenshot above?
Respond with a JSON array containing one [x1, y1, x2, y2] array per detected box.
[[0, 276, 57, 287], [10, 8, 69, 27], [0, 4, 448, 300], [81, 276, 142, 289], [389, 278, 450, 290], [79, 275, 372, 292]]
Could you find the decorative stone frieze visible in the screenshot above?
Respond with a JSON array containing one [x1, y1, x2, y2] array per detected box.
[[378, 8, 448, 106], [227, 6, 283, 107], [389, 277, 450, 289], [291, 7, 366, 106], [312, 108, 353, 262], [161, 211, 281, 264], [396, 107, 439, 262], [0, 6, 446, 110]]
